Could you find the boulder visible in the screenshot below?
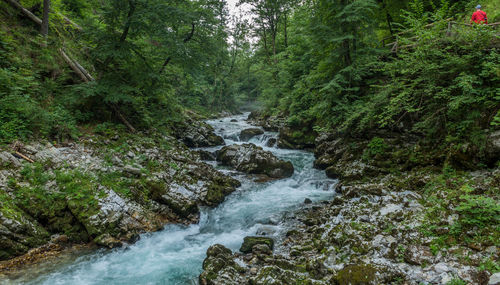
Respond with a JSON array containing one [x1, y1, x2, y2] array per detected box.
[[173, 120, 224, 148], [217, 144, 294, 178], [485, 130, 500, 166], [0, 190, 50, 260], [239, 128, 264, 141], [277, 126, 317, 150], [149, 162, 241, 217], [247, 112, 284, 132], [334, 264, 378, 285], [0, 152, 21, 168], [199, 244, 245, 285], [239, 236, 274, 253], [197, 150, 217, 161], [266, 138, 277, 147]]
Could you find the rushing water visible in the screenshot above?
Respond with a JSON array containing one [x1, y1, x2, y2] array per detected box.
[[7, 113, 336, 285]]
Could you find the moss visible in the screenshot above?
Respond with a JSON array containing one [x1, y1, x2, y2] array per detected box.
[[205, 183, 227, 206], [335, 264, 377, 285], [0, 189, 50, 260], [240, 236, 274, 253]]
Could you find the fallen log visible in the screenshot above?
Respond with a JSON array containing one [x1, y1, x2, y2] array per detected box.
[[56, 12, 83, 31], [5, 0, 136, 133], [59, 48, 89, 82], [3, 0, 42, 25], [14, 151, 34, 163]]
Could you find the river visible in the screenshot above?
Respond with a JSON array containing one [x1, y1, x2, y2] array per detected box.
[[8, 113, 336, 285]]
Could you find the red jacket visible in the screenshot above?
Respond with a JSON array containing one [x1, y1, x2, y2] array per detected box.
[[471, 10, 488, 24]]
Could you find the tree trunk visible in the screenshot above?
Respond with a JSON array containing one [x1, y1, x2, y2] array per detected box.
[[3, 0, 42, 25], [120, 0, 136, 44], [59, 48, 89, 82], [41, 0, 50, 37], [284, 12, 288, 48]]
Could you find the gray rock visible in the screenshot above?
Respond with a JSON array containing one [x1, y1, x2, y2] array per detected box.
[[486, 130, 500, 164], [433, 262, 450, 274], [123, 165, 142, 176], [199, 244, 244, 285], [197, 150, 217, 161], [239, 128, 264, 141], [126, 151, 135, 158], [149, 163, 240, 217], [266, 138, 277, 147], [240, 236, 274, 253], [0, 151, 21, 168], [111, 156, 124, 166], [489, 273, 500, 285], [217, 144, 294, 178], [34, 145, 62, 163], [174, 120, 224, 148]]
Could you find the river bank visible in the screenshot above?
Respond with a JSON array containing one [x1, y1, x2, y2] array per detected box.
[[0, 118, 239, 276], [199, 113, 500, 284], [1, 113, 338, 284]]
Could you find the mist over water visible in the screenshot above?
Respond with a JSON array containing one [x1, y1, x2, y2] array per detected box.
[[12, 113, 336, 285]]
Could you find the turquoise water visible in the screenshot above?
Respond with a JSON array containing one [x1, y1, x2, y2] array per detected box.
[[9, 114, 336, 285]]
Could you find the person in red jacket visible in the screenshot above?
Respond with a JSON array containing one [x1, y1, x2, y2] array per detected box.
[[470, 5, 488, 24]]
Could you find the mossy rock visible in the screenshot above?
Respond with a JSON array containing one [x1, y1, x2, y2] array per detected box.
[[335, 264, 377, 285], [277, 126, 317, 150], [240, 236, 274, 253]]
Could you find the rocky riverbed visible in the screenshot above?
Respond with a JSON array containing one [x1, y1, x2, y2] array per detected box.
[[1, 112, 498, 284], [200, 112, 500, 285], [0, 120, 239, 273]]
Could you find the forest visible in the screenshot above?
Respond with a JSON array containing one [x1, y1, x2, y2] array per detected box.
[[0, 0, 499, 284], [0, 0, 498, 149]]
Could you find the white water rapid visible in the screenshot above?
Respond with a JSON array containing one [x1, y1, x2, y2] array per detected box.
[[9, 113, 337, 285]]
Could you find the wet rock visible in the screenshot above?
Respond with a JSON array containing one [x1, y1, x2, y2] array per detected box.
[[266, 138, 277, 147], [304, 198, 312, 204], [239, 128, 264, 141], [199, 244, 245, 285], [94, 233, 123, 248], [240, 236, 274, 253], [217, 144, 294, 178], [173, 119, 224, 148], [197, 150, 217, 161], [149, 164, 240, 217], [252, 244, 271, 256], [255, 225, 277, 236], [230, 119, 238, 122]]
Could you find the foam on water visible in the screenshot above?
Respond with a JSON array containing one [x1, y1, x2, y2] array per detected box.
[[10, 113, 336, 285]]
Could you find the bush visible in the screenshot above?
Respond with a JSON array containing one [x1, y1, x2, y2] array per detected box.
[[455, 194, 500, 230], [364, 137, 389, 158]]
